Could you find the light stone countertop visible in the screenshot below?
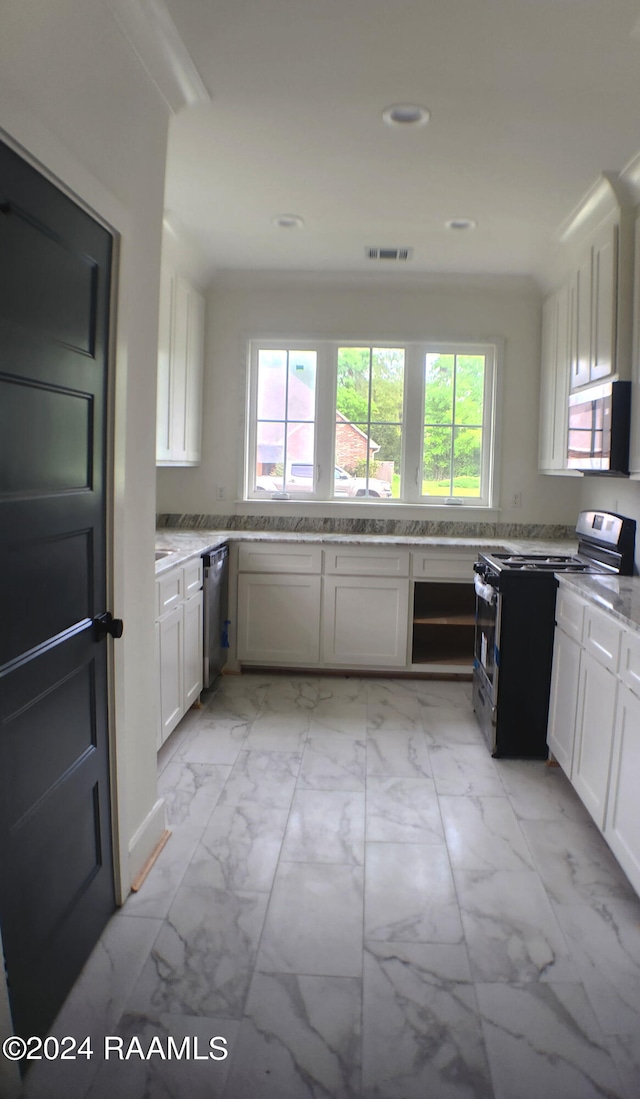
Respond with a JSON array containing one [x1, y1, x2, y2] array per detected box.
[[155, 528, 640, 641], [555, 574, 640, 635], [154, 527, 578, 575]]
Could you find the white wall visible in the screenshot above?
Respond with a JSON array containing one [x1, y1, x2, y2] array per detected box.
[[161, 215, 210, 290], [1, 0, 168, 923], [157, 272, 583, 525]]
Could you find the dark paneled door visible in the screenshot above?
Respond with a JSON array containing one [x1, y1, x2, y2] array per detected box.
[[0, 141, 116, 1041]]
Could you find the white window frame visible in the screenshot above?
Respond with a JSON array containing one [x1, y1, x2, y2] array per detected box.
[[245, 337, 500, 507]]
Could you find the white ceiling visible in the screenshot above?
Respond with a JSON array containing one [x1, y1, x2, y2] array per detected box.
[[162, 0, 640, 283]]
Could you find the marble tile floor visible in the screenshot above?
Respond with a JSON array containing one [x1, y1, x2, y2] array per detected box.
[[21, 673, 640, 1099]]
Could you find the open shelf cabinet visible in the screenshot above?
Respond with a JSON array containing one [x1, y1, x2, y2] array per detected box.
[[411, 580, 475, 669]]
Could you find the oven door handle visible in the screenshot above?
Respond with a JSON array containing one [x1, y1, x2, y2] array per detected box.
[[474, 573, 497, 605]]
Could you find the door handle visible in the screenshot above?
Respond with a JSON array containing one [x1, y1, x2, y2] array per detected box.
[[93, 612, 124, 641]]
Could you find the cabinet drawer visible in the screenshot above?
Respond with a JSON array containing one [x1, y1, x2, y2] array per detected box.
[[156, 567, 183, 617], [555, 588, 585, 642], [619, 629, 640, 699], [583, 604, 622, 672], [238, 543, 322, 574], [183, 557, 203, 596], [411, 550, 475, 581], [324, 546, 409, 576]]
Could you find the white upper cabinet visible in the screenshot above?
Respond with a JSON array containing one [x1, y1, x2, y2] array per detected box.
[[569, 215, 620, 391], [539, 174, 634, 475], [591, 219, 618, 381], [156, 266, 206, 466], [539, 283, 571, 472], [156, 264, 174, 463], [629, 216, 640, 478], [569, 249, 592, 390]]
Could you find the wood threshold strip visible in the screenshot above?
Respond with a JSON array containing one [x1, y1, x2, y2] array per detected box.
[[130, 829, 172, 893]]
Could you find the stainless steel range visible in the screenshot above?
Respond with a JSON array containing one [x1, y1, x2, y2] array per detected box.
[[472, 510, 636, 758]]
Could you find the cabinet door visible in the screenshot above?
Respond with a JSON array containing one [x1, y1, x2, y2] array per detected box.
[[183, 590, 204, 710], [572, 649, 617, 827], [157, 272, 205, 467], [570, 255, 592, 391], [546, 627, 581, 775], [185, 286, 205, 464], [618, 628, 640, 699], [168, 275, 190, 462], [158, 604, 184, 744], [237, 573, 321, 664], [591, 222, 617, 382], [551, 282, 571, 466], [539, 284, 571, 470], [538, 294, 558, 471], [156, 265, 175, 462], [323, 576, 409, 667], [605, 682, 640, 895], [629, 217, 640, 475]]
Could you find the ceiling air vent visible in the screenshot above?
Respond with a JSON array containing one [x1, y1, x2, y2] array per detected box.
[[366, 247, 413, 262]]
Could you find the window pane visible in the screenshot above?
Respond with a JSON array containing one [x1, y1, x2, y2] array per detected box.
[[336, 347, 403, 498], [424, 354, 454, 423], [257, 349, 287, 420], [454, 354, 485, 425], [285, 423, 315, 493], [423, 426, 453, 495], [287, 351, 317, 421], [371, 348, 404, 422], [255, 420, 285, 492], [357, 422, 400, 499], [453, 426, 482, 496], [336, 347, 371, 423], [334, 419, 361, 487]]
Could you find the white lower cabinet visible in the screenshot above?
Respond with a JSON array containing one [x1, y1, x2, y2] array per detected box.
[[237, 573, 321, 665], [184, 590, 204, 710], [547, 625, 581, 774], [572, 649, 617, 828], [605, 683, 640, 893], [158, 603, 184, 744], [156, 561, 203, 747], [236, 543, 416, 671], [322, 575, 409, 667], [547, 580, 640, 897]]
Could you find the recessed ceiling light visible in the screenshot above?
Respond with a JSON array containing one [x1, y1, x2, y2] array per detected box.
[[272, 213, 305, 229], [382, 103, 430, 128], [445, 218, 477, 231]]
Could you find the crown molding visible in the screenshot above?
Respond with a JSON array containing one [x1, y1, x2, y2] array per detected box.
[[107, 0, 210, 114], [556, 172, 628, 245]]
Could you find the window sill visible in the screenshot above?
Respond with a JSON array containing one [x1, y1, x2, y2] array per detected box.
[[238, 498, 499, 516]]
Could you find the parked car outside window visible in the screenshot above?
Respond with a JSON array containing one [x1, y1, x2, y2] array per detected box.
[[254, 464, 358, 496], [286, 463, 356, 496], [353, 477, 392, 497]]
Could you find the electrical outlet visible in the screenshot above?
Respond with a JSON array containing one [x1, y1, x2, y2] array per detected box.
[[216, 485, 225, 501], [511, 491, 522, 508]]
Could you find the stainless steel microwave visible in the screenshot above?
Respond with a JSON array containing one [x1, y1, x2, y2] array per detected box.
[[567, 379, 631, 474]]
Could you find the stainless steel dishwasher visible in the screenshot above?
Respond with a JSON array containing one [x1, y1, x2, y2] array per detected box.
[[202, 544, 229, 687]]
